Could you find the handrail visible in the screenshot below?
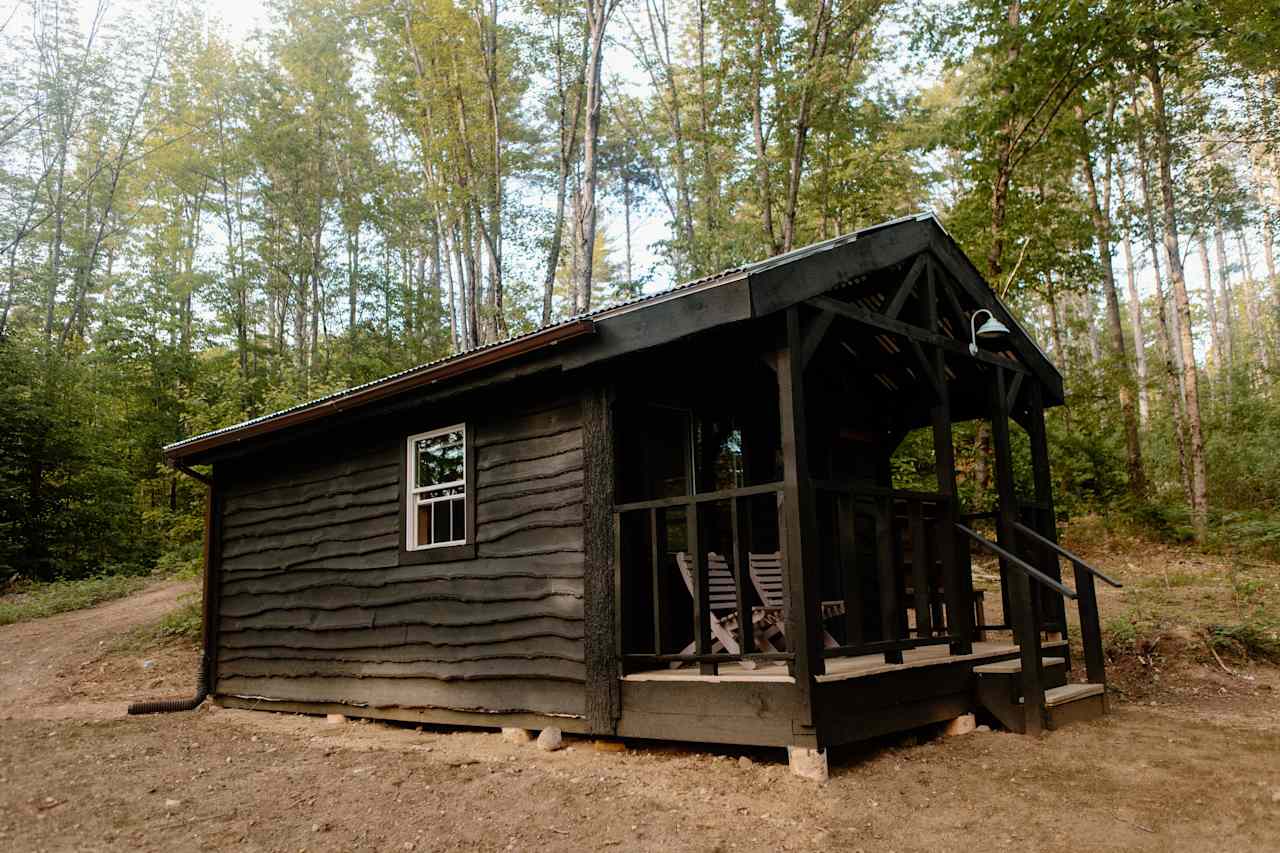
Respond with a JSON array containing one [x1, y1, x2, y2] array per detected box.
[[955, 524, 1077, 600], [1012, 521, 1123, 588]]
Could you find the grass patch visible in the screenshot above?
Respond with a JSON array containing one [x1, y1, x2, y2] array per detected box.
[[0, 574, 153, 626]]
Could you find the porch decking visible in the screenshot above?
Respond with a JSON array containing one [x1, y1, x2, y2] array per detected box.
[[623, 638, 1066, 684]]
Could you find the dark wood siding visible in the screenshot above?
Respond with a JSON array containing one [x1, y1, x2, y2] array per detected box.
[[214, 399, 587, 718]]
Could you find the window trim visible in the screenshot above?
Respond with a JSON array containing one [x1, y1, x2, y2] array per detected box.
[[400, 422, 476, 564]]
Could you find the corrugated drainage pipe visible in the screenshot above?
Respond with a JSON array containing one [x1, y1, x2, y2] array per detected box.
[[128, 656, 208, 714]]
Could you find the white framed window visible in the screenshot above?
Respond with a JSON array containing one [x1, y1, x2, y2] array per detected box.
[[406, 424, 467, 550]]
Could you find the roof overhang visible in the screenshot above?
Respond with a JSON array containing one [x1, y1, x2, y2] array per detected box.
[[164, 318, 596, 463]]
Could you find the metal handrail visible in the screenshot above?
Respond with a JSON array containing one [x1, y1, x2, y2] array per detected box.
[[955, 524, 1077, 600], [1012, 521, 1123, 588]]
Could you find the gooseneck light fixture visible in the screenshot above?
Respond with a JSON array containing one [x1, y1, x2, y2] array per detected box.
[[968, 308, 1010, 357]]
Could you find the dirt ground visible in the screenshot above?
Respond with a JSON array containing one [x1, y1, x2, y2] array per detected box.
[[2, 534, 1278, 852]]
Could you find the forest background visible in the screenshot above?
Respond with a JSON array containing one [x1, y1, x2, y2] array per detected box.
[[2, 0, 1279, 584]]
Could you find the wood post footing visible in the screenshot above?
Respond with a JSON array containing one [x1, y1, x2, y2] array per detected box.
[[787, 746, 828, 783]]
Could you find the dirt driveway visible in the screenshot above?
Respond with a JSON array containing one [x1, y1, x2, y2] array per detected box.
[[1, 577, 1278, 852]]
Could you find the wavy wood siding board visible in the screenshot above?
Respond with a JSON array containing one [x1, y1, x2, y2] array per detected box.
[[221, 458, 399, 506], [220, 596, 584, 633], [219, 578, 585, 618], [475, 452, 584, 490], [219, 536, 401, 573], [476, 470, 584, 503], [218, 619, 586, 651], [220, 554, 584, 589], [473, 429, 583, 471], [219, 636, 585, 663], [219, 549, 402, 575], [221, 514, 401, 559], [222, 564, 584, 597], [223, 500, 399, 539], [218, 657, 587, 682], [472, 400, 582, 447], [217, 675, 587, 717], [475, 488, 584, 525]]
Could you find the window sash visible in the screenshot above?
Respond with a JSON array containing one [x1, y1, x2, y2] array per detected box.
[[406, 424, 467, 551]]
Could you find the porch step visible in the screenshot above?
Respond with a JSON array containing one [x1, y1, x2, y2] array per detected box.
[[973, 656, 1065, 675], [1022, 682, 1107, 730]]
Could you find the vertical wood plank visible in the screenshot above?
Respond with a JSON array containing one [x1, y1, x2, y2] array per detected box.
[[836, 493, 862, 647], [876, 496, 903, 664], [909, 499, 931, 637], [207, 480, 225, 692], [582, 384, 620, 733], [779, 306, 824, 700], [991, 367, 1044, 734], [1025, 383, 1068, 634], [731, 497, 755, 654], [650, 508, 662, 655]]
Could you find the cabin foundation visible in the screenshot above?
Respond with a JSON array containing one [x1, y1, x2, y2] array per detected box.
[[787, 746, 829, 783]]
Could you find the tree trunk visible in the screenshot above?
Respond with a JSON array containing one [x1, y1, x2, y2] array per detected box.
[[781, 0, 832, 253], [574, 0, 613, 313], [1197, 235, 1221, 375], [1214, 218, 1236, 376], [1118, 167, 1150, 427], [1077, 112, 1144, 496], [1145, 62, 1207, 537]]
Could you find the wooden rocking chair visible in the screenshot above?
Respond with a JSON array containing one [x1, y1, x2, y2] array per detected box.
[[672, 552, 784, 669], [747, 551, 843, 649]]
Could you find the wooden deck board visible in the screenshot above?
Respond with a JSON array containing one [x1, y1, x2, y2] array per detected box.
[[622, 639, 1057, 684]]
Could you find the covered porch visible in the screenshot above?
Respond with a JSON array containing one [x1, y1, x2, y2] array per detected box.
[[605, 243, 1116, 748]]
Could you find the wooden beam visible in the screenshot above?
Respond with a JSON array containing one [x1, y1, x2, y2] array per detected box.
[[990, 368, 1044, 736], [1005, 371, 1025, 416], [582, 384, 621, 733], [883, 254, 928, 320], [779, 307, 825, 701], [925, 262, 973, 656], [800, 309, 836, 370], [806, 295, 1031, 375]]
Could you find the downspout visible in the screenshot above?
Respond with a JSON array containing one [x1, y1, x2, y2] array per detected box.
[[128, 462, 219, 714]]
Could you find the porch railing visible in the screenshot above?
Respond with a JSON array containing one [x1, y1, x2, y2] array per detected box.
[[813, 481, 964, 665], [613, 482, 794, 675]]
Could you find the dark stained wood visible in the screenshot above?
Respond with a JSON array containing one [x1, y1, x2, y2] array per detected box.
[[617, 680, 810, 747], [213, 396, 587, 720], [836, 493, 862, 647], [779, 307, 824, 697], [582, 383, 621, 733], [990, 366, 1044, 736], [806, 294, 1031, 375], [730, 497, 755, 654], [909, 500, 932, 636], [883, 253, 928, 320], [875, 496, 903, 664]]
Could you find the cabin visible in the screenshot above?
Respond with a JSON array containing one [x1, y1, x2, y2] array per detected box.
[[162, 212, 1119, 779]]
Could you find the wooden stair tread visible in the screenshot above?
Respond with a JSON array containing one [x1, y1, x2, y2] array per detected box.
[[974, 657, 1064, 675], [1020, 682, 1105, 707]]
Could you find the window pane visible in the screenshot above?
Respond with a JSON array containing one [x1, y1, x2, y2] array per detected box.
[[450, 497, 465, 542], [416, 502, 434, 547], [415, 429, 464, 488], [433, 498, 452, 543]]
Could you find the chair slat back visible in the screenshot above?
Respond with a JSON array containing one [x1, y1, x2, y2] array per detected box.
[[748, 551, 786, 609], [675, 552, 738, 612]]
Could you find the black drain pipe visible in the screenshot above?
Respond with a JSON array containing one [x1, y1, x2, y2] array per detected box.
[[129, 463, 219, 715]]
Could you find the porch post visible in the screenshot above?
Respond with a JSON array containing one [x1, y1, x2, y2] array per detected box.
[[1023, 383, 1068, 636], [990, 366, 1044, 736], [925, 262, 973, 655], [582, 382, 621, 733], [778, 306, 824, 692]]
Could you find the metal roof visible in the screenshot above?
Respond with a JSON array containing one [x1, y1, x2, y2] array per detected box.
[[166, 211, 1059, 462]]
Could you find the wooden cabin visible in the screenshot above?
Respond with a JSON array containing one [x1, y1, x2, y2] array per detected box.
[[165, 213, 1119, 778]]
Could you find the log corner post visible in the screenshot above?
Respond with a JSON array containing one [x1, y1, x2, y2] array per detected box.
[[583, 382, 621, 733]]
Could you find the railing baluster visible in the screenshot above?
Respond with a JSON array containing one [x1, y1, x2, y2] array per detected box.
[[687, 502, 714, 675], [909, 499, 932, 637], [650, 508, 663, 656], [876, 496, 903, 664], [1010, 566, 1045, 736], [731, 496, 754, 655]]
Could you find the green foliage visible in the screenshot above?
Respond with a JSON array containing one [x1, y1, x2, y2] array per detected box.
[[0, 573, 152, 626]]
